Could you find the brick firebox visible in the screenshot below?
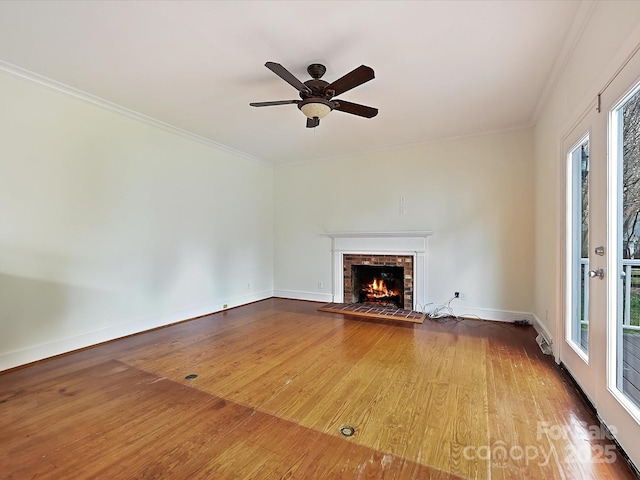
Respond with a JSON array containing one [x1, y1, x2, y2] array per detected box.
[[343, 254, 413, 310]]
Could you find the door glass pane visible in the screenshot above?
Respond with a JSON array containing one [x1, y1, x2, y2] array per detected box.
[[616, 88, 640, 408], [569, 136, 590, 354]]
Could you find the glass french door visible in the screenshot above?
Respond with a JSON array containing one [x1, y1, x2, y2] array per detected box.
[[562, 49, 640, 463], [563, 105, 600, 401]]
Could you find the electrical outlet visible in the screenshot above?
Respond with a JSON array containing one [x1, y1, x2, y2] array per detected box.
[[223, 304, 228, 309], [318, 281, 324, 289]]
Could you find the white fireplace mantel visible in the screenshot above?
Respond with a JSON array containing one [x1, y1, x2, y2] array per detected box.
[[324, 231, 432, 311], [324, 231, 433, 238]]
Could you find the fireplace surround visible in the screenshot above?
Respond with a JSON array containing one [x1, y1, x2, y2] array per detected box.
[[326, 231, 432, 311]]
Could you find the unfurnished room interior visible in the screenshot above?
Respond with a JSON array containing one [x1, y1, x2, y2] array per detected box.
[[2, 1, 640, 478]]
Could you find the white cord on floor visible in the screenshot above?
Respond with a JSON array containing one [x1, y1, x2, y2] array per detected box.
[[427, 295, 459, 320], [418, 297, 487, 322]]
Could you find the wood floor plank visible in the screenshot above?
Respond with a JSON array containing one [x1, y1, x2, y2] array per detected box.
[[1, 298, 637, 479]]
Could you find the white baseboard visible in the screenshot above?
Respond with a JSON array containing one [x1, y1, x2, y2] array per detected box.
[[443, 304, 535, 324], [273, 289, 333, 303], [273, 292, 538, 327], [1, 291, 547, 372], [0, 290, 273, 372]]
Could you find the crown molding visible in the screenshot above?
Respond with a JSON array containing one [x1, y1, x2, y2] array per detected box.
[[531, 0, 597, 124], [0, 59, 273, 168]]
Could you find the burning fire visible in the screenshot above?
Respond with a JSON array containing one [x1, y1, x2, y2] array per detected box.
[[364, 277, 398, 299]]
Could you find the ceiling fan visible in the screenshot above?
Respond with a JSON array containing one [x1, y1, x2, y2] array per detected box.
[[250, 62, 378, 128]]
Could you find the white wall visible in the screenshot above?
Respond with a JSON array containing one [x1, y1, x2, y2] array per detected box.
[[274, 129, 535, 321], [0, 73, 274, 370], [533, 0, 640, 351]]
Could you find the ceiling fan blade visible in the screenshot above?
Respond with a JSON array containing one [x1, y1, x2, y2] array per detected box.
[[250, 100, 299, 107], [306, 117, 320, 128], [333, 100, 378, 118], [265, 62, 312, 94], [326, 65, 375, 96]]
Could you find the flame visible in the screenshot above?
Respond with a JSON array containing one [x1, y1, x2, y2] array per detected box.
[[365, 277, 397, 298]]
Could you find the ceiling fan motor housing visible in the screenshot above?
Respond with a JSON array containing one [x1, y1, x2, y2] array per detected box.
[[300, 79, 334, 100]]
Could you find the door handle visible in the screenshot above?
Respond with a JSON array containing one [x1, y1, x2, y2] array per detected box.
[[588, 268, 604, 279]]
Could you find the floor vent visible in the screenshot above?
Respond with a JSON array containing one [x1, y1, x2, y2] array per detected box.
[[536, 334, 552, 356], [339, 425, 355, 437]]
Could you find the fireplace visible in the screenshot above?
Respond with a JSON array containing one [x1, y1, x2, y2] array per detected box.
[[327, 231, 432, 311], [352, 264, 404, 308], [344, 254, 413, 309]]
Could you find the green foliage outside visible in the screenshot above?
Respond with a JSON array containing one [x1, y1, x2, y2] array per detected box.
[[625, 290, 640, 330], [625, 267, 640, 329]]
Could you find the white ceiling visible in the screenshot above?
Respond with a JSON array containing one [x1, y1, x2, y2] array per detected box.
[[0, 0, 584, 166]]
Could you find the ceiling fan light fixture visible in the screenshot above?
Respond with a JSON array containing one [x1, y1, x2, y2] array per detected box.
[[299, 98, 333, 119]]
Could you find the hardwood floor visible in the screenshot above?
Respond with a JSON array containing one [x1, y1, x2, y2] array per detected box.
[[1, 298, 637, 479]]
